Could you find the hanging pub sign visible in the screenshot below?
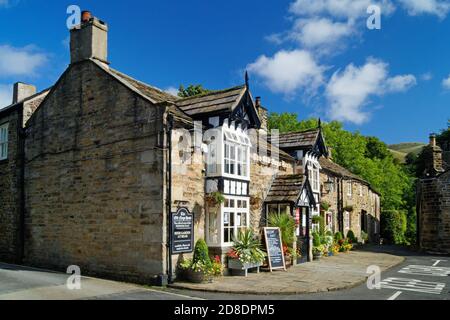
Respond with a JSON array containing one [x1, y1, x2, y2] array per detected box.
[[171, 207, 194, 254], [263, 227, 286, 272]]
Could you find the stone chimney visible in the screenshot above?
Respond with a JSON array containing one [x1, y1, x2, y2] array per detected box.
[[13, 82, 36, 104], [70, 10, 109, 66], [423, 133, 445, 177], [327, 147, 333, 161], [255, 97, 268, 132]]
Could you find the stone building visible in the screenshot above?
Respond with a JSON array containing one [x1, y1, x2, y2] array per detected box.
[[417, 134, 450, 254], [0, 12, 380, 284]]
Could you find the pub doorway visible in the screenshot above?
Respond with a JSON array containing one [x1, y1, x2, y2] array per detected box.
[[296, 206, 310, 264]]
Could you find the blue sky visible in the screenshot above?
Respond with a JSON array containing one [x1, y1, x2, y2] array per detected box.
[[0, 0, 449, 144]]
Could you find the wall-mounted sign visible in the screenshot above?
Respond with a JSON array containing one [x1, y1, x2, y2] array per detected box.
[[171, 208, 194, 254], [263, 227, 286, 272]]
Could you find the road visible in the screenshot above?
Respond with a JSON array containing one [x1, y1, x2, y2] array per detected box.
[[0, 247, 449, 300]]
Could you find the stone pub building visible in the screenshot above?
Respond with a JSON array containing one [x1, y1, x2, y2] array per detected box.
[[0, 12, 380, 284]]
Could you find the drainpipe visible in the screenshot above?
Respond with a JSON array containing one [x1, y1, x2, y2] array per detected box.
[[17, 104, 25, 263], [166, 114, 174, 284]]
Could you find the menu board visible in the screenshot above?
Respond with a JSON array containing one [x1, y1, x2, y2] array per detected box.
[[171, 208, 194, 254], [264, 227, 286, 272]]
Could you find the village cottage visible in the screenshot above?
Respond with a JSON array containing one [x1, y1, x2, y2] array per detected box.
[[0, 12, 380, 284]]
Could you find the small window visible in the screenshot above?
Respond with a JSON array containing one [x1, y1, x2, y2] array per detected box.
[[347, 181, 352, 197], [0, 123, 8, 160], [359, 185, 363, 197]]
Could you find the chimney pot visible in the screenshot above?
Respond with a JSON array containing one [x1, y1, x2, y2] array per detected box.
[[255, 97, 261, 107], [430, 133, 437, 147], [81, 11, 92, 22]]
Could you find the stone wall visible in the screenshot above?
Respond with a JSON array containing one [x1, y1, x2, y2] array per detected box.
[[418, 171, 450, 254], [170, 128, 206, 268], [320, 171, 381, 242], [24, 60, 167, 283], [249, 152, 295, 232], [0, 108, 22, 262]]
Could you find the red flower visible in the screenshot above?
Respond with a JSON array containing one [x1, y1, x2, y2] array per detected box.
[[214, 255, 221, 263], [338, 239, 344, 245], [227, 249, 239, 259]]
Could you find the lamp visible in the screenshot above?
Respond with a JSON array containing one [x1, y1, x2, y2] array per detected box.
[[324, 177, 334, 192]]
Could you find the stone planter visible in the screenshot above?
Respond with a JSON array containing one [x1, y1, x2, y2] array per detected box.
[[313, 252, 323, 260], [184, 269, 213, 284], [228, 258, 262, 277]]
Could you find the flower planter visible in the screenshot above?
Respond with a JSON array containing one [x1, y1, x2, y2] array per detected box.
[[313, 252, 322, 260], [184, 269, 213, 284], [228, 258, 262, 277]]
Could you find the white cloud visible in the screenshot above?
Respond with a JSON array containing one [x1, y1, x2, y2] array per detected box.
[[247, 49, 325, 96], [0, 84, 12, 109], [326, 59, 416, 124], [385, 74, 417, 92], [289, 18, 354, 49], [164, 86, 179, 96], [442, 74, 450, 89], [399, 0, 450, 18], [0, 44, 48, 77], [289, 0, 395, 20]]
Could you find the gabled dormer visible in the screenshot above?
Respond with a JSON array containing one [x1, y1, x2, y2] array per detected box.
[[175, 82, 262, 130]]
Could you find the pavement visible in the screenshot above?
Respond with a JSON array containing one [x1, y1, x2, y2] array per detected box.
[[169, 247, 405, 295], [0, 245, 449, 300]]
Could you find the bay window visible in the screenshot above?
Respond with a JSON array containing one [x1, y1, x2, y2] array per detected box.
[[308, 162, 319, 192], [223, 132, 249, 180], [222, 197, 249, 245], [0, 123, 8, 161]]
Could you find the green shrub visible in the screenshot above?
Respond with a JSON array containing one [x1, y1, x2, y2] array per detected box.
[[312, 232, 321, 247], [268, 213, 296, 248], [326, 231, 333, 237], [346, 230, 357, 243], [334, 232, 343, 242], [312, 215, 325, 236], [193, 239, 211, 266], [381, 210, 407, 244]]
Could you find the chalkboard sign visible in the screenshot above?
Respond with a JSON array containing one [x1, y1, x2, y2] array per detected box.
[[263, 227, 286, 272], [171, 208, 194, 254]]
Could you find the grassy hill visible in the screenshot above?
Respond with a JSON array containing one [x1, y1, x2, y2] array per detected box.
[[388, 142, 426, 163]]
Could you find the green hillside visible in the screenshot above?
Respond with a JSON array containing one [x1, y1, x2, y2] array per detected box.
[[388, 142, 426, 163]]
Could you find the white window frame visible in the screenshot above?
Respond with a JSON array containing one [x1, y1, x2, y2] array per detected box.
[[359, 184, 363, 197], [221, 196, 250, 246], [308, 162, 320, 193], [347, 181, 352, 197], [222, 132, 250, 181], [0, 123, 8, 161]]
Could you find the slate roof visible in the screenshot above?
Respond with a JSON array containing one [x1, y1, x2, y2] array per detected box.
[[276, 129, 320, 150], [0, 87, 51, 116], [265, 174, 304, 203], [249, 132, 294, 161], [108, 68, 180, 103], [176, 85, 246, 116], [319, 157, 370, 185]]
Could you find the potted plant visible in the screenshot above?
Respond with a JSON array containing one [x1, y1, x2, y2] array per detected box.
[[178, 239, 223, 283], [323, 232, 334, 256], [320, 201, 330, 212], [267, 213, 296, 266], [227, 229, 266, 276], [343, 205, 354, 212], [312, 232, 323, 260], [360, 231, 369, 245], [205, 192, 225, 208]]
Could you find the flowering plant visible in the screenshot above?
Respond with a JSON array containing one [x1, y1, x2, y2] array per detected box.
[[228, 229, 266, 264]]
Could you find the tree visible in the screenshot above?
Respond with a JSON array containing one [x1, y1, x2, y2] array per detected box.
[[267, 112, 304, 133], [267, 113, 416, 213], [365, 136, 392, 160], [178, 84, 211, 98]]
